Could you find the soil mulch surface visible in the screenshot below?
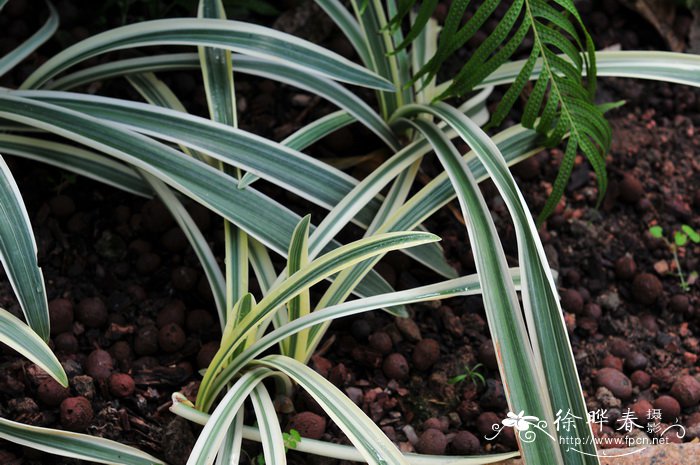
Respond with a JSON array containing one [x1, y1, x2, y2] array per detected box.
[[1, 1, 700, 464]]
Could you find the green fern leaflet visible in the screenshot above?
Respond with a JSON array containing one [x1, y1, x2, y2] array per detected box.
[[392, 0, 611, 221]]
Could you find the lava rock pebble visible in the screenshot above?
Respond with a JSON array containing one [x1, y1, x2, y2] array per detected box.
[[478, 340, 498, 370], [476, 412, 500, 437], [670, 375, 700, 407], [171, 266, 198, 291], [76, 297, 108, 328], [596, 368, 632, 399], [158, 323, 186, 353], [618, 175, 644, 204], [416, 428, 447, 455], [85, 349, 113, 380], [186, 309, 215, 334], [134, 325, 159, 355], [368, 332, 393, 354], [49, 194, 76, 218], [630, 370, 651, 389], [630, 400, 653, 425], [109, 373, 135, 398], [624, 352, 648, 372], [669, 294, 690, 313], [451, 430, 480, 454], [614, 255, 636, 280], [157, 300, 186, 328], [37, 379, 70, 407], [60, 396, 93, 431], [654, 395, 681, 421], [382, 353, 409, 380], [632, 273, 663, 305], [560, 289, 584, 314], [197, 341, 220, 369], [288, 412, 326, 440], [48, 298, 73, 335], [54, 332, 78, 353], [412, 338, 440, 371]]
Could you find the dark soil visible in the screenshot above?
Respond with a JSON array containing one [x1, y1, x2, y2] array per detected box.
[[0, 0, 699, 464]]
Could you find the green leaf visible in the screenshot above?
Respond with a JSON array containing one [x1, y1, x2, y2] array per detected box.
[[21, 18, 394, 91], [682, 224, 700, 243], [0, 307, 67, 386], [675, 231, 689, 247], [0, 155, 50, 340], [649, 225, 664, 239], [0, 1, 58, 77], [0, 417, 164, 465], [250, 384, 287, 465], [394, 102, 598, 464], [197, 230, 440, 410], [285, 215, 312, 359], [314, 0, 373, 67], [392, 117, 562, 464]]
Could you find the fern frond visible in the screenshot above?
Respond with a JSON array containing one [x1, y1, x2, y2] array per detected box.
[[393, 0, 610, 221]]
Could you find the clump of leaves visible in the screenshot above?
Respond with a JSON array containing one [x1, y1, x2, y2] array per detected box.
[[649, 224, 700, 291], [448, 363, 486, 387], [390, 0, 611, 221]]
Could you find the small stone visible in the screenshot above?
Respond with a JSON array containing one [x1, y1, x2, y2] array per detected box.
[[186, 309, 214, 334], [60, 397, 93, 431], [48, 298, 73, 335], [476, 412, 500, 437], [670, 375, 700, 407], [560, 289, 584, 314], [513, 156, 540, 180], [109, 340, 132, 365], [383, 353, 409, 381], [625, 352, 648, 372], [630, 370, 651, 389], [350, 319, 372, 340], [451, 430, 480, 454], [596, 368, 632, 399], [654, 395, 681, 421], [134, 325, 159, 356], [369, 332, 393, 354], [630, 400, 653, 425], [108, 373, 135, 398], [76, 297, 107, 329], [395, 317, 421, 342], [609, 338, 632, 358], [615, 255, 636, 280], [158, 323, 186, 353], [412, 338, 440, 371], [54, 332, 78, 353], [583, 303, 602, 319], [618, 175, 644, 204], [670, 294, 690, 313], [197, 342, 219, 369], [416, 428, 447, 455], [157, 300, 186, 328], [478, 340, 498, 370], [480, 379, 507, 410], [288, 412, 326, 440], [596, 386, 622, 409], [423, 417, 448, 433], [597, 290, 622, 312], [632, 273, 663, 305], [141, 200, 174, 234], [37, 379, 70, 407], [136, 252, 161, 274], [85, 349, 113, 380], [171, 267, 198, 291], [602, 355, 624, 371]]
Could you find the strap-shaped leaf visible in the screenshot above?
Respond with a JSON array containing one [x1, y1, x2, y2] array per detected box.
[[197, 230, 439, 411], [393, 118, 562, 464], [0, 307, 66, 386], [0, 1, 58, 77], [250, 384, 287, 465], [0, 155, 49, 340], [0, 417, 164, 465], [285, 215, 312, 359], [0, 134, 151, 198], [20, 18, 394, 91], [395, 102, 597, 463], [173, 395, 518, 465], [256, 355, 409, 465]]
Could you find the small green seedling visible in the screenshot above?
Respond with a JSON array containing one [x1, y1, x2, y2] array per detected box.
[[649, 224, 700, 291], [255, 429, 301, 464], [448, 363, 486, 387]]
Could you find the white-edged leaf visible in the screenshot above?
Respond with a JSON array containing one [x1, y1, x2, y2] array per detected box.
[[256, 355, 408, 465], [0, 307, 67, 386], [0, 1, 58, 77], [21, 18, 394, 91], [250, 384, 287, 465], [0, 417, 164, 465], [0, 133, 151, 197], [0, 155, 49, 340]]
